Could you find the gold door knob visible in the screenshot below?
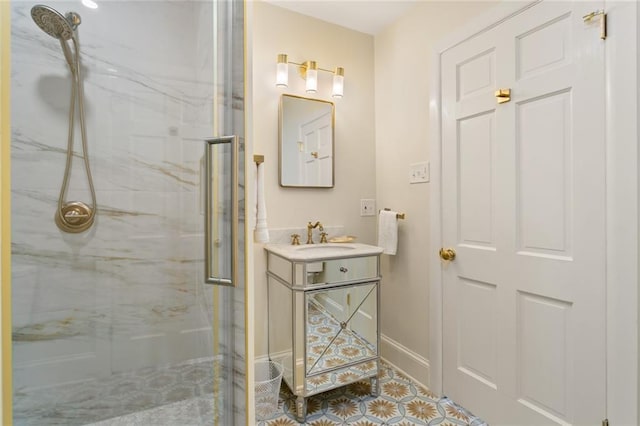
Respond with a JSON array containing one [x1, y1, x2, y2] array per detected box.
[[439, 248, 456, 261]]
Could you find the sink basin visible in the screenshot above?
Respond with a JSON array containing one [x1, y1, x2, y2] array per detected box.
[[265, 242, 383, 261], [296, 244, 355, 252]]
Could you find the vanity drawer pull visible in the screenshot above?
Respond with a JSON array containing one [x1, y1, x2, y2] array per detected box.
[[339, 267, 348, 273]]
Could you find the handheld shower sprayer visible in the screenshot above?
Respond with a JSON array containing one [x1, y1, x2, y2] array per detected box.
[[31, 5, 97, 233]]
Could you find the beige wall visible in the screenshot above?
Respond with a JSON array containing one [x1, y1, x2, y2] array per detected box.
[[374, 1, 495, 384], [251, 1, 376, 357], [251, 0, 497, 379]]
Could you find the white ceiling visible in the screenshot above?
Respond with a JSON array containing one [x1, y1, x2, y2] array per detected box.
[[262, 0, 420, 35]]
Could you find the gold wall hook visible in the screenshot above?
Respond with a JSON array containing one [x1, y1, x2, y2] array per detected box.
[[495, 88, 511, 104]]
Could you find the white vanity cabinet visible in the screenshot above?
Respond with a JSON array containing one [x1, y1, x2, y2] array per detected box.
[[265, 243, 383, 422]]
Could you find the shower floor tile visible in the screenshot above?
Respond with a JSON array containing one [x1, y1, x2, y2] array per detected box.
[[87, 396, 217, 426], [13, 357, 218, 426]]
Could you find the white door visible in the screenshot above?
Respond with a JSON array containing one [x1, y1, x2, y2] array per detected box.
[[440, 2, 606, 424], [301, 112, 332, 186]]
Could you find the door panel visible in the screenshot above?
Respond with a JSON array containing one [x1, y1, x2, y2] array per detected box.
[[516, 291, 571, 420], [458, 49, 496, 100], [516, 13, 572, 80], [457, 278, 498, 389], [516, 91, 572, 257], [458, 111, 496, 248], [441, 2, 605, 424]]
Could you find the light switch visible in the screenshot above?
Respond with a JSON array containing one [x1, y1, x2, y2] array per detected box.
[[410, 162, 430, 184]]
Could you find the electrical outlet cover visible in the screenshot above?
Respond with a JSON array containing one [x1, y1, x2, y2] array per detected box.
[[360, 199, 376, 216]]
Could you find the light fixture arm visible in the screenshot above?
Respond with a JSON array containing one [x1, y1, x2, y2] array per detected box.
[[297, 61, 336, 79]]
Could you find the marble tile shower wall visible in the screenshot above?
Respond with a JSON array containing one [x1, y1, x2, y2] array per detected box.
[[11, 1, 217, 391]]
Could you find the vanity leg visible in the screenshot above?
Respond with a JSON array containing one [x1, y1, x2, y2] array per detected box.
[[295, 395, 307, 423], [370, 376, 380, 397]]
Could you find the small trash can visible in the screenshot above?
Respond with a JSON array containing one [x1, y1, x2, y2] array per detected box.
[[254, 360, 283, 420]]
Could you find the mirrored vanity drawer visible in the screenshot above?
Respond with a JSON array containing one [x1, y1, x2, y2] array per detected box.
[[266, 243, 383, 288], [267, 253, 379, 287], [300, 256, 379, 286], [267, 252, 380, 289]]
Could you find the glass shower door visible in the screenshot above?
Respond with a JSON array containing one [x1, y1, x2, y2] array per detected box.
[[7, 0, 247, 424], [209, 0, 248, 423]]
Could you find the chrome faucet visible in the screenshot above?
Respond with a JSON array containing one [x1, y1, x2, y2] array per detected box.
[[307, 221, 323, 244]]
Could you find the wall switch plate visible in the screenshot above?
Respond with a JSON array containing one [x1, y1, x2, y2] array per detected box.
[[360, 199, 376, 216], [410, 161, 430, 184]]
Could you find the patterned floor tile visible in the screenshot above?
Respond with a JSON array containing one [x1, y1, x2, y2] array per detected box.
[[257, 361, 486, 426]]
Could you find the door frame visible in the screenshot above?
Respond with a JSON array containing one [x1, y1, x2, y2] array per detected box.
[[428, 1, 639, 424]]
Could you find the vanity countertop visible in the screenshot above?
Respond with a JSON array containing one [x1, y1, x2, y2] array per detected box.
[[265, 242, 383, 261]]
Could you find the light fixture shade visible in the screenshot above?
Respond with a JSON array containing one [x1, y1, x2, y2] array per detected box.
[[276, 54, 288, 87], [82, 0, 98, 9], [305, 61, 318, 94], [332, 67, 344, 98]]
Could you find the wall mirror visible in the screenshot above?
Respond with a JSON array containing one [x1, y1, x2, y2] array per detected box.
[[279, 94, 335, 188]]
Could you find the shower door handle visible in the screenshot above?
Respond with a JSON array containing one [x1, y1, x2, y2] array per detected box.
[[204, 135, 239, 286]]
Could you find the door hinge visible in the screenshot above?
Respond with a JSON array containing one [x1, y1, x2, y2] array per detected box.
[[583, 9, 607, 40], [602, 419, 609, 426]]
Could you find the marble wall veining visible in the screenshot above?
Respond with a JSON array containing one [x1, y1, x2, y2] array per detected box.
[[11, 0, 221, 408]]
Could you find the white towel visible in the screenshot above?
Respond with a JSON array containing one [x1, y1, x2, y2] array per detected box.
[[377, 210, 398, 255], [254, 162, 269, 243]]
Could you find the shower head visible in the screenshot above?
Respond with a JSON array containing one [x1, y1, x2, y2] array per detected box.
[[31, 5, 80, 41]]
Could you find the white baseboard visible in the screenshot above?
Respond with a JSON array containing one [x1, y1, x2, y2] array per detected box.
[[255, 350, 290, 364], [254, 353, 269, 363], [380, 334, 430, 389]]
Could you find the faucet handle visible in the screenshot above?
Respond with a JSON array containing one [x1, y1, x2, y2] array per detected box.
[[320, 232, 328, 244], [291, 234, 301, 245]]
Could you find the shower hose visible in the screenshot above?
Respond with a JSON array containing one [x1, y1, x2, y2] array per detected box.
[[55, 33, 97, 233]]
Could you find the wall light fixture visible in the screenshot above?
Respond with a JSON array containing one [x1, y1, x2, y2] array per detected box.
[[276, 53, 344, 98]]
